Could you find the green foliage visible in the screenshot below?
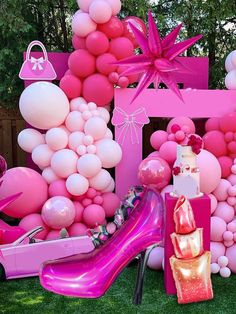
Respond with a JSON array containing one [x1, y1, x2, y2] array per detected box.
[[0, 0, 236, 107]]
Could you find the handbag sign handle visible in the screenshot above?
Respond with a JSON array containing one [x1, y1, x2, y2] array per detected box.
[[26, 40, 48, 62]]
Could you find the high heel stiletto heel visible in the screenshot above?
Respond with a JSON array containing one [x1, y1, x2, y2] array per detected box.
[[40, 188, 164, 303]]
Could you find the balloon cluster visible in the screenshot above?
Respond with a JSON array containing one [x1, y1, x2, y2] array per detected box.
[[225, 50, 236, 90], [59, 0, 147, 106]]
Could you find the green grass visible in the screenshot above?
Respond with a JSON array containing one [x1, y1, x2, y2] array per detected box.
[[0, 266, 235, 314]]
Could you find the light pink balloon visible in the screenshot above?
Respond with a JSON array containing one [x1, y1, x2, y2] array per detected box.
[[225, 70, 236, 90], [49, 179, 72, 199], [32, 144, 54, 169], [84, 116, 107, 140], [197, 149, 222, 194], [95, 139, 122, 168], [210, 241, 226, 263], [227, 220, 236, 232], [227, 174, 236, 185], [150, 130, 168, 151], [19, 82, 70, 130], [77, 154, 102, 178], [77, 0, 94, 12], [226, 244, 236, 273], [69, 132, 85, 151], [223, 231, 234, 242], [83, 204, 106, 227], [104, 0, 121, 15], [213, 179, 232, 201], [73, 202, 84, 223], [65, 111, 85, 132], [72, 12, 97, 37], [66, 173, 89, 196], [214, 202, 235, 223], [70, 97, 87, 111], [211, 216, 227, 241], [102, 192, 120, 217], [19, 213, 49, 240], [18, 129, 45, 153], [89, 0, 112, 24], [102, 178, 115, 192], [225, 51, 235, 72], [208, 194, 218, 214], [51, 149, 78, 178], [68, 222, 88, 237], [211, 263, 220, 274], [46, 128, 68, 151], [89, 169, 112, 190], [147, 246, 164, 270], [220, 267, 231, 277], [46, 230, 61, 240], [159, 141, 178, 165], [0, 167, 48, 219], [161, 185, 173, 200], [42, 167, 59, 184], [42, 196, 75, 229]]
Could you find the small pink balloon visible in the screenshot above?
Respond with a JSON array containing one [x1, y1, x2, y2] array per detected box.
[[159, 141, 178, 165], [66, 174, 89, 196], [203, 130, 227, 157], [234, 232, 236, 241], [205, 117, 220, 132], [223, 231, 234, 242], [218, 156, 233, 179], [101, 178, 115, 193], [65, 111, 85, 132], [211, 263, 220, 274], [86, 31, 109, 56], [72, 34, 86, 50], [147, 247, 164, 270], [42, 167, 59, 185], [225, 132, 234, 142], [148, 151, 160, 158], [219, 112, 236, 133], [18, 128, 45, 153], [214, 202, 234, 223], [220, 267, 231, 278], [117, 76, 130, 88], [98, 16, 124, 39], [211, 216, 227, 241], [94, 195, 103, 205], [104, 0, 121, 15], [68, 49, 96, 78], [102, 192, 120, 217], [42, 196, 75, 229], [213, 179, 231, 201], [89, 0, 112, 24], [227, 220, 236, 232], [226, 244, 236, 272], [208, 194, 218, 214], [83, 204, 106, 227], [86, 188, 97, 199], [72, 12, 97, 37], [51, 149, 78, 178], [96, 53, 117, 75], [224, 240, 234, 247], [228, 141, 236, 153], [109, 37, 134, 60], [210, 242, 226, 263], [68, 222, 88, 237], [70, 97, 87, 111], [77, 154, 102, 178], [46, 128, 68, 151], [231, 164, 236, 174], [76, 0, 94, 12], [69, 132, 84, 151], [175, 130, 185, 142], [49, 179, 72, 199], [77, 145, 87, 156], [46, 230, 61, 240], [19, 213, 49, 240], [73, 201, 84, 223], [227, 196, 236, 206], [32, 144, 54, 169], [167, 117, 195, 134], [108, 72, 119, 84], [168, 134, 176, 141], [82, 198, 93, 207], [84, 116, 107, 140], [89, 169, 112, 191], [160, 185, 173, 200], [107, 222, 116, 234], [150, 130, 168, 151]]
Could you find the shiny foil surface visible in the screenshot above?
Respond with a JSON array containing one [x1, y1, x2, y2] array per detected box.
[[174, 195, 196, 234]]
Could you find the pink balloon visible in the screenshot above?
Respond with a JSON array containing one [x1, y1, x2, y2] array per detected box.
[[211, 216, 227, 241], [68, 49, 96, 78], [69, 132, 85, 151], [89, 169, 112, 191], [18, 128, 45, 153], [159, 141, 178, 165], [60, 75, 82, 99], [223, 231, 234, 242], [95, 139, 122, 168], [225, 70, 236, 90], [46, 230, 61, 240], [49, 180, 72, 199], [203, 130, 227, 157], [220, 267, 231, 277], [86, 188, 97, 199], [138, 157, 171, 190], [19, 213, 49, 240], [97, 16, 124, 39], [104, 0, 121, 15], [83, 204, 106, 227], [76, 0, 93, 12], [226, 244, 236, 273], [51, 149, 78, 178], [197, 149, 222, 194], [210, 242, 226, 263], [72, 34, 86, 50], [227, 220, 236, 232], [42, 167, 59, 184], [109, 37, 134, 60], [208, 194, 218, 214], [68, 222, 88, 237], [66, 174, 89, 196], [117, 76, 130, 88], [122, 16, 147, 48], [74, 202, 84, 223], [160, 184, 173, 199], [77, 154, 102, 178], [70, 97, 87, 111], [89, 0, 112, 24], [218, 156, 233, 178], [214, 202, 234, 223], [219, 112, 236, 133], [147, 246, 164, 270], [167, 117, 195, 134], [46, 128, 68, 151], [102, 192, 120, 217], [0, 167, 48, 218], [86, 31, 109, 56], [205, 117, 220, 132], [96, 53, 117, 75], [84, 116, 107, 140], [65, 111, 85, 132], [101, 178, 115, 193], [32, 144, 54, 169], [42, 196, 75, 229], [213, 179, 231, 201], [72, 12, 97, 37], [83, 74, 114, 106]]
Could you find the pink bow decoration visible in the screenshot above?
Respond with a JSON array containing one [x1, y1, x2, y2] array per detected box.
[[30, 57, 44, 71], [112, 107, 150, 145]]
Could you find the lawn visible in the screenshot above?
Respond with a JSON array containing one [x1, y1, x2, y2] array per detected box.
[[0, 266, 235, 314]]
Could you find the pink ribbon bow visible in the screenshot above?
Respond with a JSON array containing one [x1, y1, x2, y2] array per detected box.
[[112, 107, 150, 145], [30, 57, 44, 71]]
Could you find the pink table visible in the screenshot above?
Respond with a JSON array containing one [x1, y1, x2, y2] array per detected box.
[[164, 193, 211, 295]]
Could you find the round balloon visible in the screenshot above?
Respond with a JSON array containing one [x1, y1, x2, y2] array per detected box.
[[19, 213, 49, 240], [98, 16, 124, 39], [68, 49, 96, 78], [46, 128, 69, 151], [18, 129, 45, 153], [59, 75, 82, 99], [51, 149, 78, 178], [77, 154, 102, 178], [66, 173, 89, 196], [95, 139, 122, 168], [89, 0, 112, 24], [122, 16, 147, 48], [109, 37, 134, 60], [86, 31, 109, 56], [72, 11, 97, 37]]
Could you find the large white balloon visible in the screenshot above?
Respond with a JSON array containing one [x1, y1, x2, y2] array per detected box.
[[46, 128, 69, 151], [95, 139, 122, 168], [18, 128, 45, 153], [77, 154, 102, 178], [19, 82, 70, 130], [51, 149, 78, 178]]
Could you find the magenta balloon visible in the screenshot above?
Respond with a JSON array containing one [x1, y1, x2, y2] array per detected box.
[[72, 34, 86, 50], [218, 156, 233, 178], [167, 117, 195, 134], [82, 74, 114, 106], [138, 157, 171, 190], [205, 117, 220, 132], [19, 213, 49, 240], [122, 16, 147, 48], [109, 37, 134, 60], [203, 130, 227, 157], [59, 75, 82, 100], [40, 188, 164, 298], [159, 141, 178, 165], [68, 49, 96, 78], [98, 16, 124, 39], [219, 112, 236, 133], [96, 53, 117, 75], [86, 31, 109, 56]]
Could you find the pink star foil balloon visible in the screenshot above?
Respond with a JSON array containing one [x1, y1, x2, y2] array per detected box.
[[116, 11, 203, 103]]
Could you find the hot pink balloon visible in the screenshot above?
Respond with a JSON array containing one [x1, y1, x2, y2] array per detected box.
[[218, 156, 233, 178], [83, 204, 106, 227], [122, 16, 147, 48], [150, 130, 168, 150], [138, 156, 171, 190], [60, 75, 82, 99], [68, 49, 96, 78], [205, 117, 220, 132], [46, 230, 61, 240], [167, 117, 196, 134], [72, 12, 97, 37], [203, 130, 227, 157], [86, 31, 109, 56], [49, 180, 72, 199], [102, 192, 120, 217], [159, 141, 178, 165], [109, 37, 134, 60], [219, 112, 236, 133], [72, 34, 86, 50], [19, 213, 49, 240], [74, 202, 84, 223], [97, 16, 124, 39], [89, 0, 112, 24], [96, 53, 117, 75], [42, 196, 75, 230], [68, 222, 88, 237]]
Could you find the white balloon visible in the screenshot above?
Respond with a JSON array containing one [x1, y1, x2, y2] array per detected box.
[[42, 167, 59, 184], [102, 178, 115, 192], [225, 70, 236, 90], [46, 128, 68, 151], [69, 132, 85, 151], [19, 82, 70, 130], [18, 128, 45, 153], [84, 116, 107, 140], [66, 173, 89, 196], [32, 144, 54, 169], [231, 51, 236, 68], [95, 139, 122, 168], [70, 97, 87, 111], [77, 154, 102, 178], [89, 169, 112, 190], [65, 111, 85, 132], [104, 129, 113, 139], [51, 149, 78, 178], [97, 107, 110, 123]]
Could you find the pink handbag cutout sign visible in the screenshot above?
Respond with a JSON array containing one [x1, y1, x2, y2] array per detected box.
[[19, 40, 57, 80]]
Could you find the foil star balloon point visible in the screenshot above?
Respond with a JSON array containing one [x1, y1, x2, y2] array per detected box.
[[116, 11, 203, 103]]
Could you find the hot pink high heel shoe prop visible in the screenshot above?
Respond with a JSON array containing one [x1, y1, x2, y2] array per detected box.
[[40, 188, 164, 304]]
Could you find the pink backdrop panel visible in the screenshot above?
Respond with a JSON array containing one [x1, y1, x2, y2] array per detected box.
[[114, 88, 236, 198]]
